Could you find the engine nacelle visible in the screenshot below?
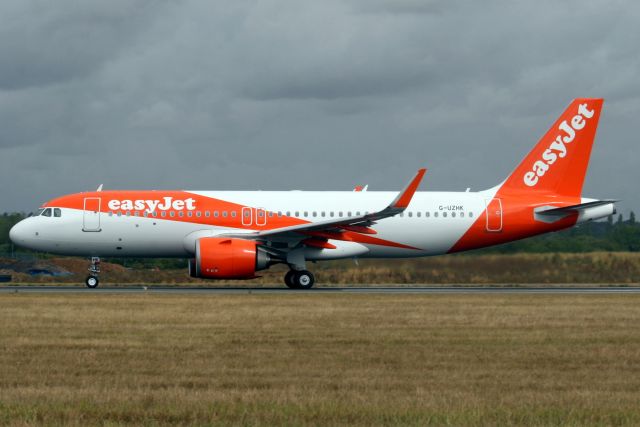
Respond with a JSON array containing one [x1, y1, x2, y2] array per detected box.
[[189, 238, 271, 279]]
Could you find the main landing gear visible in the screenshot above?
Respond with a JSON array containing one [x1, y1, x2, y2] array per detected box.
[[284, 269, 315, 289], [85, 257, 100, 289]]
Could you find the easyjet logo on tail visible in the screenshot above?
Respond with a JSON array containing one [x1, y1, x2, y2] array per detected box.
[[523, 103, 595, 187], [107, 197, 196, 212]]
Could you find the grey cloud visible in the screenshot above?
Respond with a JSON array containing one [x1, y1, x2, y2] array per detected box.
[[0, 0, 639, 213], [0, 0, 163, 90]]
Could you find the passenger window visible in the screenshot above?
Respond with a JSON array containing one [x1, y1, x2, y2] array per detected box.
[[443, 212, 447, 218], [42, 208, 52, 217], [399, 213, 404, 217], [178, 211, 184, 217], [109, 212, 114, 217], [161, 212, 166, 217], [434, 212, 438, 218], [469, 212, 474, 218], [312, 212, 317, 217], [268, 212, 273, 217], [196, 212, 202, 217], [205, 211, 210, 217], [321, 212, 326, 217], [295, 211, 299, 217], [278, 211, 282, 217], [259, 211, 264, 217], [452, 212, 456, 218], [222, 211, 228, 217], [460, 212, 465, 218], [134, 211, 140, 217], [417, 212, 421, 218], [330, 212, 334, 217], [425, 212, 430, 218], [408, 212, 413, 218], [348, 212, 352, 217], [54, 208, 61, 217], [169, 211, 175, 217], [339, 212, 343, 217], [187, 211, 193, 217], [231, 211, 237, 218], [214, 211, 219, 217], [286, 211, 291, 216]]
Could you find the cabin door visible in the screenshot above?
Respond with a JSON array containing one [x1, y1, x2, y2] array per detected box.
[[485, 198, 503, 232], [83, 197, 101, 232]]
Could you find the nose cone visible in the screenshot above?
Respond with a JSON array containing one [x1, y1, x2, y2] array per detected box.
[[9, 220, 28, 246]]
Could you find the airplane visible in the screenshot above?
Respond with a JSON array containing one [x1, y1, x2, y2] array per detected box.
[[9, 98, 616, 289]]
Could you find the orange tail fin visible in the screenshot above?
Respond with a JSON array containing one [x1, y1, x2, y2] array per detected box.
[[500, 98, 603, 198]]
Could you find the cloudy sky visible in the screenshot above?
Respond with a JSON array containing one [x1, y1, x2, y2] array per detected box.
[[1, 0, 638, 213]]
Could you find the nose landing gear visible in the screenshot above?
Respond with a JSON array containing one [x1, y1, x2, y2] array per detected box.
[[85, 257, 100, 288]]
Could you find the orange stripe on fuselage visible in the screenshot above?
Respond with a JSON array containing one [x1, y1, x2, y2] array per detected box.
[[448, 194, 580, 253], [44, 191, 420, 250], [303, 230, 420, 250], [44, 190, 308, 230]]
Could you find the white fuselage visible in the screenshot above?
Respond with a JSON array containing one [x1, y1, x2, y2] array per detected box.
[[11, 189, 500, 259]]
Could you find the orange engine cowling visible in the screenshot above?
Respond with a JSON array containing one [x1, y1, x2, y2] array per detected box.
[[189, 238, 271, 279]]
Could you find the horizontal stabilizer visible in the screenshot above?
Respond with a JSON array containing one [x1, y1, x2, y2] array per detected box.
[[536, 200, 618, 216]]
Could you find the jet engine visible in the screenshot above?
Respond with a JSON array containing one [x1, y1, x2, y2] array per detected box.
[[189, 237, 272, 279]]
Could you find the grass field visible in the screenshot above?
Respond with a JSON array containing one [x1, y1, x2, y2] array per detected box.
[[1, 294, 640, 425]]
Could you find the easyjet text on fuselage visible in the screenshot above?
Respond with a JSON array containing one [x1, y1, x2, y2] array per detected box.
[[107, 197, 196, 213]]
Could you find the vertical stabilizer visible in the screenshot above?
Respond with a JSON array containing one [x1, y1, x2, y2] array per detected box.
[[499, 98, 603, 197]]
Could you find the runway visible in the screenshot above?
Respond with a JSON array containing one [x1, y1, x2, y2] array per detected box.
[[2, 285, 640, 294]]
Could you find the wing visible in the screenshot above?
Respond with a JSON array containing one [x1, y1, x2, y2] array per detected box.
[[221, 168, 426, 240]]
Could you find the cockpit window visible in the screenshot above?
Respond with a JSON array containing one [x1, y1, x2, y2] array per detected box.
[[34, 208, 45, 217], [54, 208, 61, 217], [41, 208, 52, 217]]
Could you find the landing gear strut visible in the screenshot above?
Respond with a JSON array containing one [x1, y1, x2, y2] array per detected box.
[[86, 257, 100, 288], [284, 270, 315, 289]]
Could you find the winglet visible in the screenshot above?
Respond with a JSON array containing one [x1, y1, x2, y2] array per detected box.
[[389, 168, 426, 209]]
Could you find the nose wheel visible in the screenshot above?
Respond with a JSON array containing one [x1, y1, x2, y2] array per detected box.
[[85, 275, 99, 288], [85, 257, 101, 288], [284, 270, 315, 289]]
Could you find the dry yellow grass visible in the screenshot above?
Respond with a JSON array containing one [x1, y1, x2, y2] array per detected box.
[[1, 294, 640, 425], [7, 252, 640, 285]]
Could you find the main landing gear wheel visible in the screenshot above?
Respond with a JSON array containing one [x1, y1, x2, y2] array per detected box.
[[284, 270, 297, 289], [293, 270, 315, 289], [85, 275, 99, 288]]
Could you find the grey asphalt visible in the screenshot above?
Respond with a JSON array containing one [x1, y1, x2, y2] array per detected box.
[[1, 285, 640, 294]]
